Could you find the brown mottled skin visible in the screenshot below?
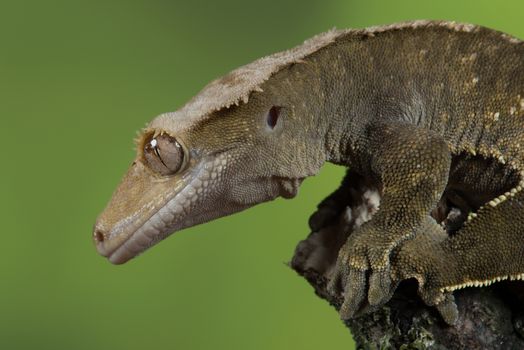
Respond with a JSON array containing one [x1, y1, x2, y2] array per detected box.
[[93, 21, 524, 325]]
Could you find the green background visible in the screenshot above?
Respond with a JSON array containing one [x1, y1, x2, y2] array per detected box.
[[2, 1, 522, 349]]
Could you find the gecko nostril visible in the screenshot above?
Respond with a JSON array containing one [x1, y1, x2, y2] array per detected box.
[[94, 229, 105, 243]]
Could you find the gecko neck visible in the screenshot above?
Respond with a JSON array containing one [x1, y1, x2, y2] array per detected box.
[[284, 40, 374, 169]]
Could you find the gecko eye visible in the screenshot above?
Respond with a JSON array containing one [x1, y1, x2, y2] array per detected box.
[[143, 133, 185, 176]]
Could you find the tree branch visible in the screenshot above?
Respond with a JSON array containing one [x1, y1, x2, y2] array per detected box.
[[289, 172, 524, 349]]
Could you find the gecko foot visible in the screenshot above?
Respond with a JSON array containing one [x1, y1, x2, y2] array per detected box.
[[391, 217, 460, 325], [327, 224, 398, 319]]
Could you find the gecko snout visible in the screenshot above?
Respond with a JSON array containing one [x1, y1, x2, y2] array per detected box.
[[92, 218, 153, 264]]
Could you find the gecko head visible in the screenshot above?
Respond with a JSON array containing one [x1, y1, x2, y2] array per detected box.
[[93, 91, 325, 264]]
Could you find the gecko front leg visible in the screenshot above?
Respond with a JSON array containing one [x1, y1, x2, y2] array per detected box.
[[328, 122, 452, 319]]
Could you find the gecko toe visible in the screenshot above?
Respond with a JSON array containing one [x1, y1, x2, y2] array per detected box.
[[435, 293, 459, 325], [340, 268, 367, 319], [368, 268, 392, 306], [327, 268, 342, 296]]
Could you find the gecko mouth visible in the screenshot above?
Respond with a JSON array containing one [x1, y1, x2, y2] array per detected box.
[[96, 186, 190, 265], [95, 163, 209, 264]]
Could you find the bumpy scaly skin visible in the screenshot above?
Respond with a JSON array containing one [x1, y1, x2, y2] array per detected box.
[[94, 21, 524, 325], [327, 122, 452, 318]]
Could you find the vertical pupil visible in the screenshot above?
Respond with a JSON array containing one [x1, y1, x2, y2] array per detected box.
[[267, 106, 281, 129], [150, 138, 168, 168]]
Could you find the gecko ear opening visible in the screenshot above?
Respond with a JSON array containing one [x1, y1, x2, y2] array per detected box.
[[266, 106, 281, 130]]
